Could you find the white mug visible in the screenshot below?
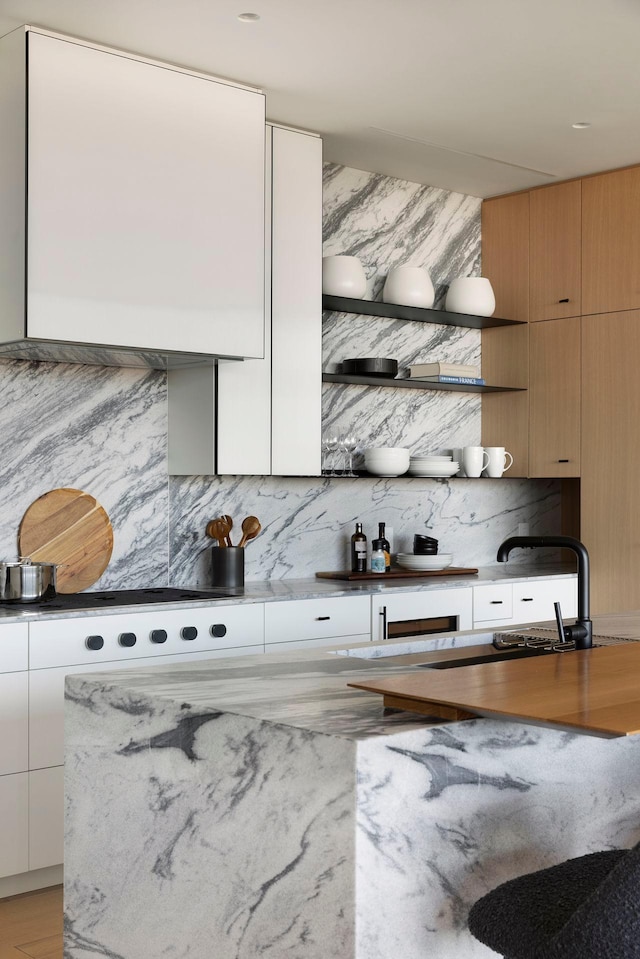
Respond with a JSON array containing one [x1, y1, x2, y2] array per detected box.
[[462, 446, 490, 478], [484, 447, 514, 478]]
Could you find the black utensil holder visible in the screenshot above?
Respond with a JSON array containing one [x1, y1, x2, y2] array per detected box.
[[211, 546, 244, 588]]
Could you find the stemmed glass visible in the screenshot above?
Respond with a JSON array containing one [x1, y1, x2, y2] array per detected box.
[[322, 435, 339, 476], [343, 435, 359, 477]]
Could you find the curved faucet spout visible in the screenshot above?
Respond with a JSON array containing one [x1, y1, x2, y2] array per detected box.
[[497, 535, 592, 649]]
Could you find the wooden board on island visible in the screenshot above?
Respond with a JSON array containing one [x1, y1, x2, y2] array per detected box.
[[348, 644, 640, 738], [316, 567, 478, 581]]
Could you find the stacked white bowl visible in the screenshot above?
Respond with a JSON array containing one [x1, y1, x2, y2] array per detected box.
[[409, 453, 459, 477], [396, 553, 454, 570], [363, 447, 410, 477]]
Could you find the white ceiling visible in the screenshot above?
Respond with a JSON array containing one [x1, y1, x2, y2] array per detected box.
[[1, 0, 639, 197]]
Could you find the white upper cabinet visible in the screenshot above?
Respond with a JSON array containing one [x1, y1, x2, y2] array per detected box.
[[1, 27, 266, 360]]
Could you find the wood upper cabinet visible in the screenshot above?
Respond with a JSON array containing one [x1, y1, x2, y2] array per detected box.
[[582, 167, 640, 316], [481, 192, 529, 322], [529, 181, 581, 322], [582, 310, 640, 612], [528, 317, 580, 477]]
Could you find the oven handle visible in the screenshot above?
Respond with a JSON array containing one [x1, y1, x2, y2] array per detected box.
[[379, 604, 388, 641]]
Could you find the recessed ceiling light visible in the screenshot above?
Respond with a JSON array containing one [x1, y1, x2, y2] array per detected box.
[[572, 122, 591, 129], [237, 12, 260, 21]]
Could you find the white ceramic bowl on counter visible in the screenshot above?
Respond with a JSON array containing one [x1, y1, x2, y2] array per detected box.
[[364, 447, 410, 477]]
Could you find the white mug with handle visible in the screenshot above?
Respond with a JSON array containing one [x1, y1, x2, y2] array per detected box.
[[484, 447, 514, 478], [462, 446, 490, 478]]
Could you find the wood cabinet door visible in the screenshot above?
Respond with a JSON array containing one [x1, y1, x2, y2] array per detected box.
[[530, 181, 581, 322], [481, 193, 529, 323], [581, 311, 640, 612], [582, 167, 640, 316], [529, 317, 580, 477]]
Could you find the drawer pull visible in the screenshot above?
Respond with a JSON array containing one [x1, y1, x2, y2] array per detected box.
[[490, 600, 504, 605], [316, 616, 331, 621], [558, 298, 570, 303], [558, 459, 569, 463], [521, 597, 534, 602]]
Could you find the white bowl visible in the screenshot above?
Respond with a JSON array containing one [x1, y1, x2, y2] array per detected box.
[[408, 464, 459, 477], [366, 464, 410, 477], [396, 553, 453, 570], [382, 266, 435, 308], [364, 447, 410, 455], [411, 454, 452, 461]]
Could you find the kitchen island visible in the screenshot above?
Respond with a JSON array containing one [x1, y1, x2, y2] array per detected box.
[[64, 618, 640, 959]]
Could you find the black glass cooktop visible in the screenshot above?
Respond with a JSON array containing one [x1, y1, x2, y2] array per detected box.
[[0, 587, 237, 612]]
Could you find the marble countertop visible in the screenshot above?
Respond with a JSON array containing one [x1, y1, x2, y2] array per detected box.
[[0, 562, 576, 622], [64, 608, 638, 744]]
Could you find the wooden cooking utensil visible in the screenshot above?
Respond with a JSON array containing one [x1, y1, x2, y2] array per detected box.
[[205, 518, 229, 548], [238, 515, 261, 548], [221, 514, 233, 547], [18, 488, 113, 594]]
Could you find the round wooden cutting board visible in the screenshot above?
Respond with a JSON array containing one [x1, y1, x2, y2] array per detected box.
[[18, 488, 114, 594]]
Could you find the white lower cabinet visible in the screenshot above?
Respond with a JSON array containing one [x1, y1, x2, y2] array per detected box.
[[29, 767, 64, 872], [0, 672, 28, 775], [473, 578, 578, 628], [0, 773, 28, 878], [264, 595, 370, 648]]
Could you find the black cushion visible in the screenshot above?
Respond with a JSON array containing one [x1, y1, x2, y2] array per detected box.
[[468, 848, 629, 958]]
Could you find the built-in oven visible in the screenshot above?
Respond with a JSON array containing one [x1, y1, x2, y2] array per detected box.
[[370, 587, 473, 642]]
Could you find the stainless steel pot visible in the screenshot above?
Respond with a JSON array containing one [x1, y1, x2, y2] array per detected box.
[[0, 559, 57, 602]]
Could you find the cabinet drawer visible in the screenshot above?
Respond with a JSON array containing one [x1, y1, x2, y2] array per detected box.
[[513, 579, 577, 625], [0, 672, 28, 776], [29, 766, 64, 871], [0, 623, 28, 672], [474, 584, 513, 623], [264, 596, 370, 645], [0, 772, 28, 879]]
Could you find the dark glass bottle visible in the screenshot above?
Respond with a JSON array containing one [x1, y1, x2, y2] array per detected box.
[[372, 522, 391, 571], [351, 522, 367, 573]]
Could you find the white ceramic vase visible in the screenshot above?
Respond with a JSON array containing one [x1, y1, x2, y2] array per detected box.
[[322, 256, 367, 298], [445, 276, 496, 316], [382, 266, 435, 308]]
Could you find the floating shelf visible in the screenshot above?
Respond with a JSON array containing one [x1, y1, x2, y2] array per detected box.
[[322, 294, 524, 329], [322, 373, 524, 394]]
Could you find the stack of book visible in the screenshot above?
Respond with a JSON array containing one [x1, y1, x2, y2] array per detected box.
[[408, 362, 484, 386]]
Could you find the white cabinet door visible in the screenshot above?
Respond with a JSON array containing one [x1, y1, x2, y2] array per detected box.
[[512, 578, 577, 625], [264, 596, 371, 645], [0, 772, 29, 878], [270, 126, 323, 476], [27, 30, 265, 358], [0, 672, 28, 775], [29, 766, 64, 871], [473, 584, 514, 625]]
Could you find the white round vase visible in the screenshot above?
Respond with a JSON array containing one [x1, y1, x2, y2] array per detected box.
[[445, 277, 496, 316], [322, 256, 367, 298], [382, 266, 435, 308]]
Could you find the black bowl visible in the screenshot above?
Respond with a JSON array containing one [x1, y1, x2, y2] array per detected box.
[[341, 357, 398, 378]]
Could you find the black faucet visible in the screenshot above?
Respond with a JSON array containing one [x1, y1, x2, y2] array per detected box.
[[496, 535, 592, 650]]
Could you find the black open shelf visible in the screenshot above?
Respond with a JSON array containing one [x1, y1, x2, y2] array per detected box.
[[322, 294, 523, 329], [322, 372, 524, 394]]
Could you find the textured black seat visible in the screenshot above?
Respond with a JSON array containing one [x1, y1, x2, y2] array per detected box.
[[468, 840, 640, 958]]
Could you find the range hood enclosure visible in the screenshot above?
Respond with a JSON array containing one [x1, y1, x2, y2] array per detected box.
[[0, 26, 266, 368]]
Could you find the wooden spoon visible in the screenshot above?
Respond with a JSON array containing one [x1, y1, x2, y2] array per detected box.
[[221, 514, 233, 547], [238, 515, 261, 548], [205, 518, 229, 548]]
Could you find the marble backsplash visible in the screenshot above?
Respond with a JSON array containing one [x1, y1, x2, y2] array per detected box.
[[0, 163, 562, 587]]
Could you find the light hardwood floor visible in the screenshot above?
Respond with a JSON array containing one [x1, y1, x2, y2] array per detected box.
[[0, 886, 62, 959]]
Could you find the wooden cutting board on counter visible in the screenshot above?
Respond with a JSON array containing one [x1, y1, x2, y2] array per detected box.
[[316, 567, 478, 581], [19, 488, 114, 593], [348, 644, 640, 738]]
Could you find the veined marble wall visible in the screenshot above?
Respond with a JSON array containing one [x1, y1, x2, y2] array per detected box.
[[0, 164, 561, 587]]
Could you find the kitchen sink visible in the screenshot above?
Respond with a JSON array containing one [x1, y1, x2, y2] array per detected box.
[[418, 647, 559, 669]]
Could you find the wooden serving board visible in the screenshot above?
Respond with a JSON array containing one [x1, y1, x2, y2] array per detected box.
[[348, 644, 640, 738], [316, 567, 478, 581], [19, 488, 114, 594]]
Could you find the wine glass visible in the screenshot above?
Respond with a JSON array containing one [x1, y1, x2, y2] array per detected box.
[[322, 435, 338, 476], [343, 435, 359, 477]]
